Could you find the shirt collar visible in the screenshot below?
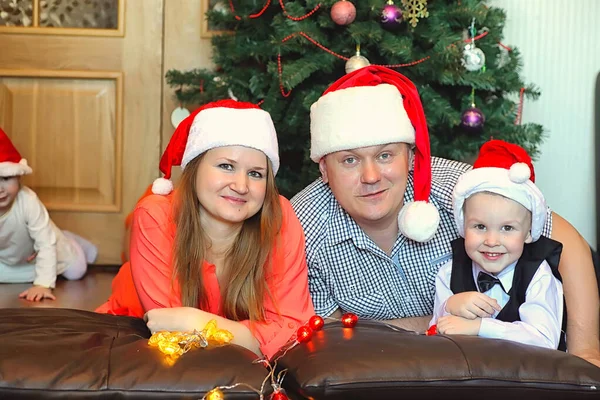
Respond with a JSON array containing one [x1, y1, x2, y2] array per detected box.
[[326, 198, 371, 248], [323, 168, 447, 251], [323, 169, 422, 249]]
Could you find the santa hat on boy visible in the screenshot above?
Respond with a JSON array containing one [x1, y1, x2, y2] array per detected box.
[[310, 65, 439, 242], [152, 99, 279, 195], [453, 139, 546, 241], [0, 127, 33, 177]]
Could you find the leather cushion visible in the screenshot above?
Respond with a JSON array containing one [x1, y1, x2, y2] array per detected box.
[[0, 308, 269, 399], [277, 320, 600, 399]]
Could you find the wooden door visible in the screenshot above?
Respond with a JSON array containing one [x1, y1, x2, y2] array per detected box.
[[0, 0, 164, 264]]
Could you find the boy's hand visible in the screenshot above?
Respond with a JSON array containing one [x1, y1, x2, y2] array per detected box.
[[437, 315, 481, 336], [19, 285, 56, 302], [446, 291, 501, 319]]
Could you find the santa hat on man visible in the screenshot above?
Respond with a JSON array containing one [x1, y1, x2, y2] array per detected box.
[[310, 65, 439, 242], [0, 127, 33, 177], [152, 99, 279, 195], [453, 139, 546, 241]]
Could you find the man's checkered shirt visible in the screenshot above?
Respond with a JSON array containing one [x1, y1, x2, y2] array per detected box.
[[291, 157, 552, 319]]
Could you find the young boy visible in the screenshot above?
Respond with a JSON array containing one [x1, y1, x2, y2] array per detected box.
[[429, 139, 565, 350], [0, 128, 97, 301]]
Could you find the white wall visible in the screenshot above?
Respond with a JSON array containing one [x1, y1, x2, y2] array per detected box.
[[492, 0, 600, 247]]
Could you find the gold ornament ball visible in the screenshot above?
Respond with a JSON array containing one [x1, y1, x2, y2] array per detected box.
[[345, 55, 370, 74]]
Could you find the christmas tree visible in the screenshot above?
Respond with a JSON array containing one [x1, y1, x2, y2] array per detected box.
[[166, 0, 544, 198]]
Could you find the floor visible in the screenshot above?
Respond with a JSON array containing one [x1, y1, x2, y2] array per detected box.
[[0, 267, 117, 311]]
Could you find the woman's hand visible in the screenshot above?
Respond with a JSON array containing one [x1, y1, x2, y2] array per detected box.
[[143, 307, 262, 356], [144, 307, 205, 333]]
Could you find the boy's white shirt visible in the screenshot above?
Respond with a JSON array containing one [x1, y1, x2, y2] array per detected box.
[[0, 186, 74, 288], [430, 256, 564, 349]]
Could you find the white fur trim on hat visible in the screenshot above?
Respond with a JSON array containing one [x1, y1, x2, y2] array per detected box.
[[398, 201, 440, 242], [453, 167, 547, 241], [309, 84, 415, 162], [152, 177, 174, 195], [181, 107, 279, 174], [0, 159, 32, 177]]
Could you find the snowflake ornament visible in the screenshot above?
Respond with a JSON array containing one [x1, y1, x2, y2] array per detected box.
[[401, 0, 429, 28]]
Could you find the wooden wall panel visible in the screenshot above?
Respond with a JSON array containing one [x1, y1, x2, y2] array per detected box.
[[0, 83, 13, 134], [0, 37, 123, 71], [47, 0, 165, 263], [0, 72, 121, 212]]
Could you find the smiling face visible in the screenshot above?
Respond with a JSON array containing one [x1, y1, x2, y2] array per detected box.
[[0, 176, 20, 216], [195, 145, 268, 230], [319, 143, 411, 231], [463, 192, 533, 275]]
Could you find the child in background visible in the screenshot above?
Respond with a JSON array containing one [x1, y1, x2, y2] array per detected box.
[[429, 140, 565, 350], [0, 128, 98, 301]]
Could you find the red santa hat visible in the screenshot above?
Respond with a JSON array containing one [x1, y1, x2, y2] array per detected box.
[[0, 127, 32, 177], [453, 139, 546, 241], [152, 99, 279, 195], [309, 65, 439, 242]]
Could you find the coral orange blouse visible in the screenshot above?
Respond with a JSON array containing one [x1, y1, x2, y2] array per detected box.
[[96, 193, 314, 359]]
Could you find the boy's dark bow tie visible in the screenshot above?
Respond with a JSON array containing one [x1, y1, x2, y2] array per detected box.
[[477, 271, 506, 293]]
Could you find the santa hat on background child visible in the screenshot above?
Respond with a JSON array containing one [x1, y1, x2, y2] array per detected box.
[[309, 65, 438, 242], [152, 99, 279, 195], [453, 139, 546, 241], [0, 127, 32, 177]]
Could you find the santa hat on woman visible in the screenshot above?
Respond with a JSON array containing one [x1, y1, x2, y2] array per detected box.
[[152, 99, 280, 195], [453, 139, 546, 241], [0, 127, 32, 177], [309, 65, 438, 242]]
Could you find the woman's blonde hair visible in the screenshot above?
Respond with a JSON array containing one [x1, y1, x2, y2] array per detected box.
[[172, 152, 282, 322]]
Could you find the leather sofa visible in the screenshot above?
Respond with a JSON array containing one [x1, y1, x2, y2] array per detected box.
[[1, 308, 599, 399]]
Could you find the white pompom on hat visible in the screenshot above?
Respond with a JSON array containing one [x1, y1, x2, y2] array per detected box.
[[453, 139, 546, 241], [0, 127, 33, 177], [153, 99, 279, 195], [309, 65, 439, 242]]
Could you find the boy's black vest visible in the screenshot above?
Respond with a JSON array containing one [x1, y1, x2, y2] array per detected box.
[[449, 236, 567, 351]]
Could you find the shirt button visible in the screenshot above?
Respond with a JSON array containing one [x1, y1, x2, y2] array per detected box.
[[288, 322, 296, 329]]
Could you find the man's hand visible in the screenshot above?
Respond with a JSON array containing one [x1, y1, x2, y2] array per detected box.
[[19, 285, 56, 302], [436, 315, 481, 336], [446, 291, 501, 319]]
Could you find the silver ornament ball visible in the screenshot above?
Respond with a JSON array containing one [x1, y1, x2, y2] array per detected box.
[[462, 44, 486, 72]]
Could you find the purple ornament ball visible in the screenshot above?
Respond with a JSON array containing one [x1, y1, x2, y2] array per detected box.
[[461, 107, 485, 129], [381, 3, 403, 30]]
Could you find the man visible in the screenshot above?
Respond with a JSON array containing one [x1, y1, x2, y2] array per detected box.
[[291, 65, 600, 366]]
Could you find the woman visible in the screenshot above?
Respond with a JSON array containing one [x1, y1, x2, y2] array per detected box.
[[96, 100, 314, 359]]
